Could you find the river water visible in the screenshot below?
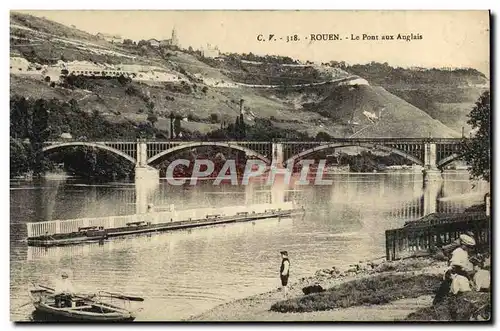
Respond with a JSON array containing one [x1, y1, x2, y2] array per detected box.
[[10, 172, 488, 321]]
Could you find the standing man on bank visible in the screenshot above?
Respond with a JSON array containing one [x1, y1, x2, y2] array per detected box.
[[279, 251, 290, 299]]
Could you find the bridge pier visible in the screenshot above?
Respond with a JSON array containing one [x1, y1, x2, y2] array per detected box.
[[422, 180, 443, 216], [271, 172, 286, 205], [135, 169, 159, 214], [135, 140, 160, 214], [135, 166, 160, 183], [422, 142, 442, 185], [271, 142, 284, 168], [135, 140, 160, 183]]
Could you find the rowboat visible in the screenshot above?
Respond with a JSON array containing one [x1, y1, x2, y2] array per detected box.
[[28, 284, 138, 322]]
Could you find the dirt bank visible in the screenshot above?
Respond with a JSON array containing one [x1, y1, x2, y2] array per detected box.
[[187, 257, 447, 321]]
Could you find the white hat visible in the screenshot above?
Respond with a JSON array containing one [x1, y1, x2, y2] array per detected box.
[[459, 234, 476, 246]]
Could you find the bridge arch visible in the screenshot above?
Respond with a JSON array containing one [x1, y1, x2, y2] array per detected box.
[[436, 153, 465, 169], [147, 142, 271, 165], [42, 142, 137, 165], [285, 143, 424, 167]]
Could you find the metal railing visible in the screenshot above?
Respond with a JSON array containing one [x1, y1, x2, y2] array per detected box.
[[26, 202, 294, 238], [385, 213, 490, 261]]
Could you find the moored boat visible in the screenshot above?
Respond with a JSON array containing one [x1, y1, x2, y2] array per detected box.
[[29, 284, 138, 322], [27, 226, 107, 247]]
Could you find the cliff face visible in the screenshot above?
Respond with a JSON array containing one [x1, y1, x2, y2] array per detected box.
[[10, 12, 485, 139]]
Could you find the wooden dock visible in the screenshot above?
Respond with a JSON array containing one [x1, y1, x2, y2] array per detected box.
[[385, 212, 490, 261], [26, 202, 304, 247]]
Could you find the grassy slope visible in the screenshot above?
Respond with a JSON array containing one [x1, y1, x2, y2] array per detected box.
[[345, 64, 489, 133], [10, 12, 470, 139], [405, 291, 491, 321], [270, 274, 441, 313]]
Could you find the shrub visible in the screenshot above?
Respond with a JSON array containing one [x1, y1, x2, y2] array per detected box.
[[270, 274, 441, 313], [146, 100, 155, 111], [209, 113, 219, 123], [125, 85, 140, 96], [405, 292, 491, 321], [118, 74, 132, 86]]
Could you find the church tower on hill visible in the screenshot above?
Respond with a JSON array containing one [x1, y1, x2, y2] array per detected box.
[[171, 26, 179, 47]]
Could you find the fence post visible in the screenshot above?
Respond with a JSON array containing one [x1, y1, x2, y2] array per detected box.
[[55, 220, 61, 234], [385, 230, 391, 260], [485, 193, 490, 216]]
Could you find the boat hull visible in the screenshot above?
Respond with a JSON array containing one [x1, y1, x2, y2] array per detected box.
[[31, 303, 135, 322]]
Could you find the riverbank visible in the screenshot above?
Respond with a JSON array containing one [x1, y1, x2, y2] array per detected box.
[[187, 257, 449, 322]]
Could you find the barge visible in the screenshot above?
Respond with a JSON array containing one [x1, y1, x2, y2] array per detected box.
[[26, 203, 304, 247]]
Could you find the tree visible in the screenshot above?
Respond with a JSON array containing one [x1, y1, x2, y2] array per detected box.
[[174, 116, 182, 138], [315, 131, 331, 141], [10, 138, 31, 176], [239, 113, 246, 138], [147, 113, 158, 127], [461, 91, 490, 182], [210, 113, 219, 123], [233, 116, 240, 139], [146, 101, 155, 112], [117, 74, 131, 86], [31, 99, 50, 175], [10, 95, 31, 139]]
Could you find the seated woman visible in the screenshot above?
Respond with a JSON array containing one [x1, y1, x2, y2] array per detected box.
[[54, 271, 75, 308], [433, 234, 476, 305]]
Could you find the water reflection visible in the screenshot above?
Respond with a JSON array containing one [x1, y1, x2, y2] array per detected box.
[[10, 172, 489, 321]]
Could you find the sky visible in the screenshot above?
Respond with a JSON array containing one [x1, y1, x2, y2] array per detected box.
[[17, 10, 490, 76]]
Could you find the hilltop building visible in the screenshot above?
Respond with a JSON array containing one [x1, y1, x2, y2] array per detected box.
[[160, 26, 179, 47], [148, 39, 161, 48], [202, 43, 220, 58]]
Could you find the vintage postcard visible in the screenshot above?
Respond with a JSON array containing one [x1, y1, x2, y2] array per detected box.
[[10, 10, 491, 322]]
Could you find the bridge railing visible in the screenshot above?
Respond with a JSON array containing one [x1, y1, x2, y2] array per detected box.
[[44, 138, 466, 144], [26, 202, 295, 238]]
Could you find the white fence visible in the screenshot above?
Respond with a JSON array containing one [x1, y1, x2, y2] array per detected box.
[[26, 202, 294, 238]]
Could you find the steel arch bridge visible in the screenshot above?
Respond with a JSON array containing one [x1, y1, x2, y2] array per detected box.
[[42, 138, 465, 170]]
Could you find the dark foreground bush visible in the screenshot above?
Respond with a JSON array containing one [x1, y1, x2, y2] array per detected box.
[[405, 291, 491, 321], [270, 274, 441, 313]]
